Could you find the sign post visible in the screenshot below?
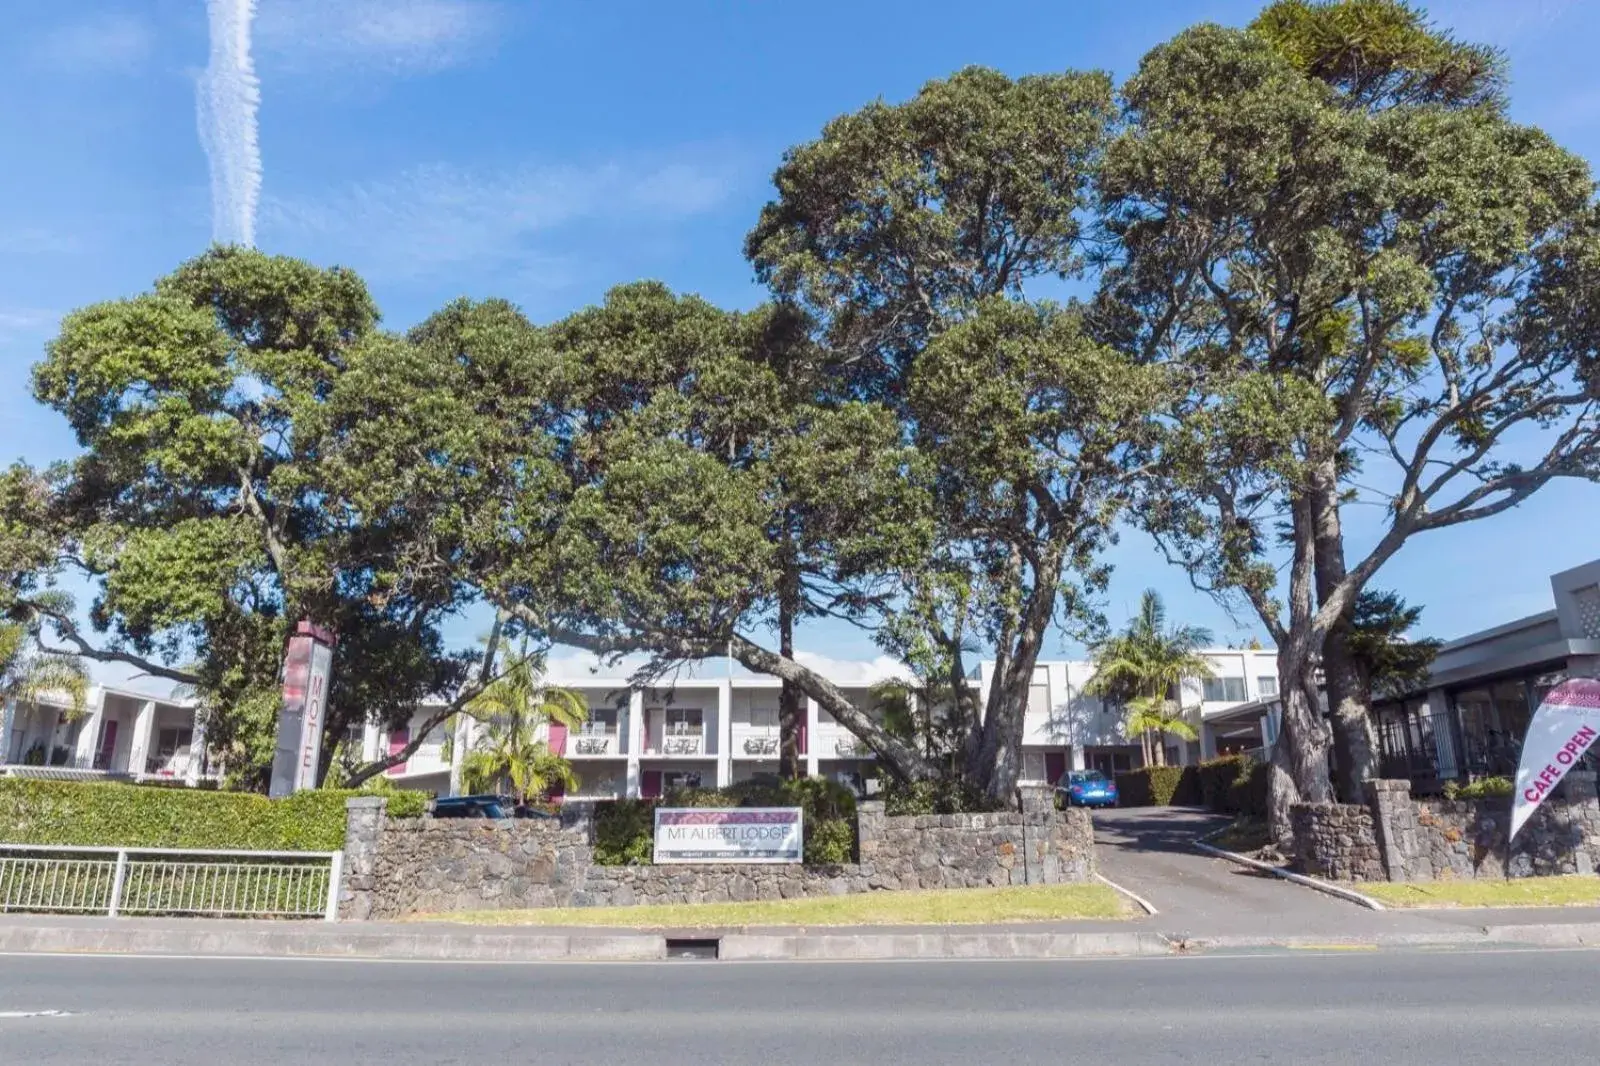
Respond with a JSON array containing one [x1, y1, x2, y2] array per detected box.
[[1509, 678, 1600, 841], [268, 620, 337, 798], [653, 807, 804, 864]]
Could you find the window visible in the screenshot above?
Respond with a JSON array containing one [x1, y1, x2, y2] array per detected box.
[[1257, 676, 1278, 697], [746, 700, 778, 729], [662, 770, 702, 792], [1021, 750, 1047, 783], [580, 708, 618, 735], [665, 708, 703, 735], [1202, 677, 1247, 703], [1027, 683, 1050, 719], [155, 727, 193, 759]]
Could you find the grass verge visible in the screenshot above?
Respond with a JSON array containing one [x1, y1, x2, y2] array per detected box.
[[412, 883, 1129, 928], [1361, 875, 1600, 909]]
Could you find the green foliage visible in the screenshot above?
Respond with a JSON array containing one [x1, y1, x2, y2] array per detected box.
[[1347, 590, 1441, 699], [882, 777, 1010, 816], [1444, 776, 1513, 800], [1115, 765, 1199, 808], [460, 645, 586, 804], [0, 619, 87, 717], [1087, 590, 1213, 764], [1196, 755, 1270, 818], [592, 799, 658, 866], [591, 778, 859, 866], [19, 248, 477, 789], [0, 779, 422, 851]]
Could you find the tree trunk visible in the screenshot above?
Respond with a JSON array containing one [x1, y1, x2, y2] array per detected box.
[[777, 553, 804, 780], [1268, 646, 1335, 843], [1309, 459, 1378, 802], [1149, 729, 1164, 766], [971, 550, 1062, 803]]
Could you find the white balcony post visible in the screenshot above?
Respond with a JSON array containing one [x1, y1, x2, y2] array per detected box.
[[626, 690, 644, 797], [360, 719, 381, 763], [0, 697, 17, 765], [127, 700, 157, 777], [73, 688, 106, 770], [715, 680, 733, 788], [324, 851, 345, 922], [448, 713, 468, 797], [185, 713, 207, 786], [805, 697, 820, 777]]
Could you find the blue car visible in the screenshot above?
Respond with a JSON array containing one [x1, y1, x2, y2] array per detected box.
[[1056, 769, 1118, 808]]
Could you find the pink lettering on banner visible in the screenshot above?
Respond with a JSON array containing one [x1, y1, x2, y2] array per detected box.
[[1510, 678, 1600, 842]]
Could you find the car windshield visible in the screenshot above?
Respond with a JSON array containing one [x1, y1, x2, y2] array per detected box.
[[1069, 771, 1108, 785]]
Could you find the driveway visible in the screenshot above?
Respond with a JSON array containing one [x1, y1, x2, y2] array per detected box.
[[1092, 807, 1453, 939]]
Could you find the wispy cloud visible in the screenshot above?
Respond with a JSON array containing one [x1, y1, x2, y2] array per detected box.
[[196, 0, 262, 247], [1429, 0, 1576, 44], [33, 12, 153, 73], [256, 0, 503, 75], [262, 155, 740, 283], [0, 309, 61, 344]]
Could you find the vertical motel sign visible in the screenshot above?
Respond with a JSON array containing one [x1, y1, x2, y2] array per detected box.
[[269, 620, 337, 798]]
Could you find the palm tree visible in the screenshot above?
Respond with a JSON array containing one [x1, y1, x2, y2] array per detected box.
[[1, 619, 89, 717], [459, 642, 587, 805], [1086, 590, 1214, 767]]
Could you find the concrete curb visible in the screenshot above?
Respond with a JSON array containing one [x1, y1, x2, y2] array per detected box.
[[0, 924, 667, 962], [1193, 841, 1387, 911], [1095, 872, 1159, 916], [0, 921, 1175, 963], [718, 931, 1174, 961], [1481, 922, 1600, 947]]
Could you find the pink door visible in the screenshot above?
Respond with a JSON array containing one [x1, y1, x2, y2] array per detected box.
[[797, 718, 807, 756], [95, 720, 119, 771], [548, 721, 567, 757], [641, 770, 663, 800], [386, 728, 409, 776], [1045, 751, 1068, 786]]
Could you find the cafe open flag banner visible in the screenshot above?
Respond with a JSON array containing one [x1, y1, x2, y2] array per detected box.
[[1510, 678, 1600, 842]]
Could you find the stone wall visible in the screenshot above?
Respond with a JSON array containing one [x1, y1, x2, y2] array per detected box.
[[1289, 773, 1600, 883], [1290, 803, 1384, 882], [341, 788, 1095, 920]]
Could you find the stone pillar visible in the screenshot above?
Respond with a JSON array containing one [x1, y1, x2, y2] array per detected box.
[[1363, 779, 1416, 882], [625, 690, 644, 797], [1017, 784, 1058, 885], [126, 699, 157, 777], [73, 688, 106, 769], [804, 698, 820, 778], [715, 679, 733, 788], [856, 799, 886, 864], [339, 796, 388, 921]]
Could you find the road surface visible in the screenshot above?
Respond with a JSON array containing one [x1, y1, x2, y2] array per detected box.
[[3, 947, 1595, 1065]]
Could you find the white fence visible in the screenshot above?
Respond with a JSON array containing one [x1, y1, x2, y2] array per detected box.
[[0, 845, 343, 921]]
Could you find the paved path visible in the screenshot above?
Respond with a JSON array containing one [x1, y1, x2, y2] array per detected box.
[[1092, 807, 1453, 939], [6, 947, 1599, 1065]]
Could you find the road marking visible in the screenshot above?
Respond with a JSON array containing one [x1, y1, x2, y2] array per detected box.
[[0, 1010, 71, 1019], [1285, 943, 1379, 952]]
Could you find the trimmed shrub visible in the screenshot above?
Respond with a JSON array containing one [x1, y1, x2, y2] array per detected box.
[[1194, 755, 1269, 818], [0, 778, 423, 852], [1444, 776, 1513, 800], [1115, 765, 1199, 807], [590, 777, 860, 866], [593, 798, 657, 866]]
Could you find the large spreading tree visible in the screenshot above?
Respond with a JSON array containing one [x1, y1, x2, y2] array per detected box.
[[10, 249, 490, 788], [1096, 2, 1600, 826]]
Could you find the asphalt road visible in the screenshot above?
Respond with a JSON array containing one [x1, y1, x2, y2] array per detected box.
[[1092, 807, 1447, 938], [3, 948, 1596, 1065]]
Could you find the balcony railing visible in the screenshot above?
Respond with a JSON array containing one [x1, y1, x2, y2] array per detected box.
[[571, 735, 616, 756], [832, 736, 870, 758], [742, 735, 779, 756]]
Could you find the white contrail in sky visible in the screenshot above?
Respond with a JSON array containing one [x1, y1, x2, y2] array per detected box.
[[196, 0, 261, 246]]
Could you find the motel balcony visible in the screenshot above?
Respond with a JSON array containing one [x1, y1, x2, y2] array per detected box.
[[568, 723, 621, 758], [644, 722, 706, 757]]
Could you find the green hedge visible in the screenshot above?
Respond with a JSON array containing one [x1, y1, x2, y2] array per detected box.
[[0, 779, 424, 852], [882, 778, 1008, 816], [1115, 765, 1199, 807], [593, 778, 859, 866], [1196, 755, 1269, 818], [1444, 776, 1513, 800]]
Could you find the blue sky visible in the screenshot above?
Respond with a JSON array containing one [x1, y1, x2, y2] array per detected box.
[[3, 0, 1598, 680]]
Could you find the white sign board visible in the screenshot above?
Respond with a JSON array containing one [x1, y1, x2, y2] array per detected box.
[[295, 639, 334, 792], [653, 807, 804, 864], [1510, 678, 1600, 841]]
